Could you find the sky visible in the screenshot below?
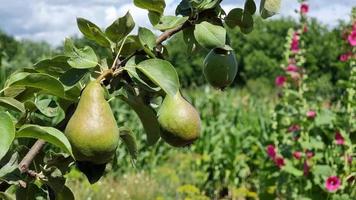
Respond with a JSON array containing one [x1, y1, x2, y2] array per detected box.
[[0, 0, 354, 46]]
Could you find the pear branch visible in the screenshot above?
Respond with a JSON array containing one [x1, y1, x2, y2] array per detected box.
[[18, 139, 46, 174]]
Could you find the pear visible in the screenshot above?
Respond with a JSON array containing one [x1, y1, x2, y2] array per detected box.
[[203, 48, 238, 89], [158, 92, 201, 147], [65, 81, 119, 164]]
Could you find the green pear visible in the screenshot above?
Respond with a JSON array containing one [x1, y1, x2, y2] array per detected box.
[[203, 48, 238, 89], [65, 81, 119, 164], [158, 92, 201, 147]]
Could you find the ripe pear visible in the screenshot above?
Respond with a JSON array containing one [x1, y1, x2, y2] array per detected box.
[[158, 93, 201, 147], [203, 48, 238, 89], [65, 81, 119, 164]]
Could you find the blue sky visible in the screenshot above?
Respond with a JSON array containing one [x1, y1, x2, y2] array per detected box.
[[0, 0, 354, 46]]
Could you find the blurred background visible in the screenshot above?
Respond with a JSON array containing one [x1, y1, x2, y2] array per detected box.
[[0, 0, 354, 199]]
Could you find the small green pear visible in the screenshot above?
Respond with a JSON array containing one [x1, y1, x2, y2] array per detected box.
[[158, 92, 201, 147], [203, 48, 238, 89], [65, 81, 119, 164]]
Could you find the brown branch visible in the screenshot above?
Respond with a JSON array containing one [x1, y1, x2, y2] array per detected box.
[[156, 24, 186, 45], [18, 139, 46, 174]]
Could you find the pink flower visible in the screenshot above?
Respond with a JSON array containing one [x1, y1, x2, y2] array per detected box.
[[266, 145, 276, 158], [288, 124, 300, 133], [300, 3, 309, 14], [274, 156, 285, 168], [339, 53, 350, 62], [286, 64, 298, 72], [290, 40, 299, 52], [325, 176, 341, 192], [348, 156, 353, 165], [306, 150, 314, 159], [275, 76, 286, 87], [348, 30, 356, 46], [335, 132, 345, 145], [306, 110, 317, 119], [303, 160, 310, 176], [303, 25, 308, 33], [293, 151, 302, 160]]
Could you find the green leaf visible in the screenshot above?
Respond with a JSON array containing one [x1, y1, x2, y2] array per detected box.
[[119, 127, 138, 160], [244, 0, 257, 15], [119, 95, 161, 146], [315, 109, 335, 126], [154, 16, 189, 31], [194, 21, 226, 49], [59, 68, 89, 87], [0, 112, 15, 160], [0, 192, 14, 200], [191, 0, 220, 11], [35, 98, 64, 118], [225, 8, 244, 28], [105, 12, 135, 43], [148, 11, 161, 26], [283, 161, 303, 177], [124, 62, 161, 92], [138, 27, 156, 50], [76, 18, 111, 47], [0, 152, 18, 177], [176, 0, 193, 16], [0, 97, 25, 113], [5, 73, 66, 99], [16, 125, 73, 155], [76, 161, 106, 184], [260, 0, 281, 19], [137, 59, 180, 96], [55, 185, 75, 200], [64, 38, 99, 69], [34, 55, 71, 77], [118, 35, 142, 57], [133, 0, 166, 14]]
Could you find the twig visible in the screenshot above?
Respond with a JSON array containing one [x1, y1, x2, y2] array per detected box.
[[18, 140, 46, 174]]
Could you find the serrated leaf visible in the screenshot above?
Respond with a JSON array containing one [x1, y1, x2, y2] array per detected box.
[[76, 18, 111, 47], [154, 16, 189, 31], [194, 21, 226, 49], [119, 127, 138, 160], [105, 12, 135, 43], [64, 38, 98, 69], [0, 97, 25, 113], [260, 0, 281, 19], [0, 112, 15, 161], [16, 125, 72, 155], [137, 59, 180, 96], [133, 0, 166, 14], [5, 73, 67, 99]]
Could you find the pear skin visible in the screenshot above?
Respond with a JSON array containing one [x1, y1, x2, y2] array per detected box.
[[158, 93, 201, 147], [203, 48, 238, 89], [65, 81, 119, 164]]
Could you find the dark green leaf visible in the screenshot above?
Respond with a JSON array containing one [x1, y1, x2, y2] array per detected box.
[[34, 55, 71, 77], [260, 0, 281, 19], [244, 0, 257, 15], [225, 8, 244, 28], [137, 59, 180, 96], [0, 97, 25, 113], [76, 161, 106, 184], [194, 21, 226, 49], [59, 68, 88, 87], [119, 127, 138, 160], [133, 0, 166, 14], [0, 112, 15, 161], [105, 12, 135, 43], [148, 11, 161, 26], [76, 18, 112, 47], [16, 125, 72, 155], [118, 35, 142, 57]]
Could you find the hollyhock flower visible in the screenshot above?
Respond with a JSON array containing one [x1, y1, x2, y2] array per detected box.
[[325, 176, 341, 192], [303, 160, 310, 176], [300, 3, 309, 14], [306, 110, 316, 119], [275, 76, 286, 87], [290, 40, 299, 52], [293, 151, 302, 160], [339, 53, 350, 62], [288, 124, 300, 133], [303, 25, 308, 33], [348, 30, 356, 46], [335, 132, 345, 145], [266, 145, 276, 158], [286, 64, 298, 72], [306, 150, 314, 159], [274, 156, 285, 168]]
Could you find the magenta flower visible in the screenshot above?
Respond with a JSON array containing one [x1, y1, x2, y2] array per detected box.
[[339, 53, 350, 62], [303, 160, 310, 176], [286, 64, 298, 72], [348, 30, 356, 46], [335, 132, 345, 145], [288, 124, 300, 133], [306, 150, 314, 159], [325, 176, 341, 192], [266, 145, 276, 158], [293, 151, 302, 160], [306, 110, 317, 119], [300, 3, 309, 14], [275, 76, 286, 87], [274, 156, 285, 168]]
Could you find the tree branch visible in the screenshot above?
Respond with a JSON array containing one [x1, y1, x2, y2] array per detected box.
[[18, 139, 46, 173]]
